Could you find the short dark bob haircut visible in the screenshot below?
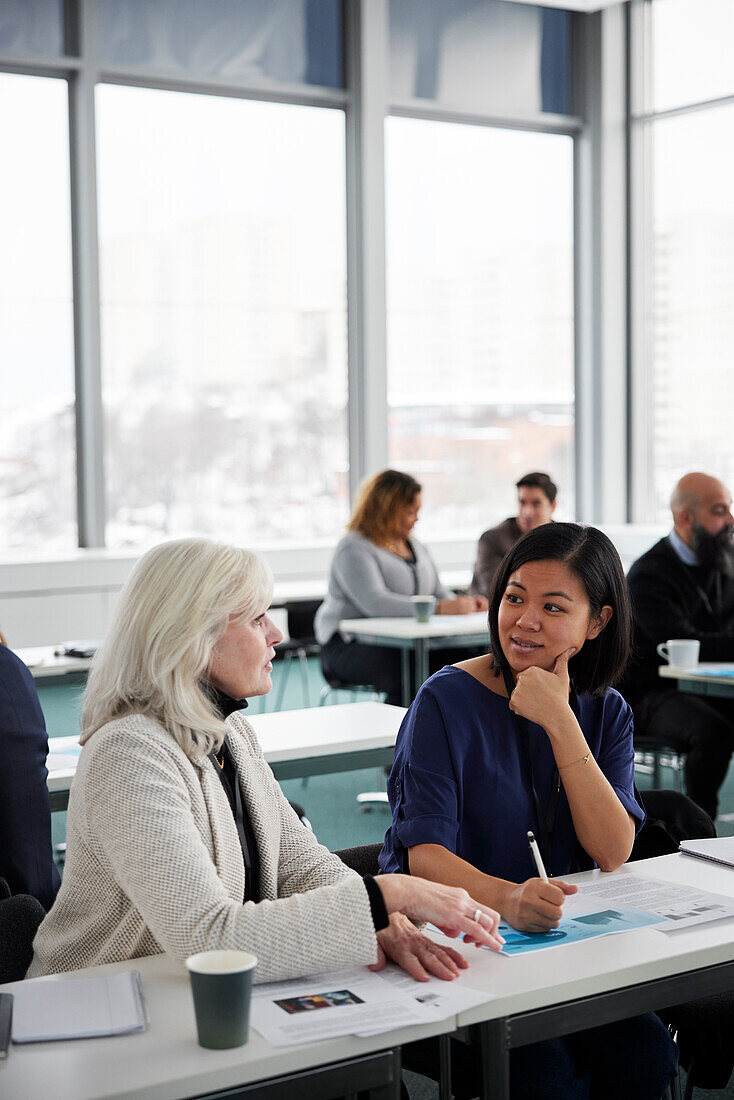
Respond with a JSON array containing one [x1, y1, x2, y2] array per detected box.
[[488, 522, 632, 696]]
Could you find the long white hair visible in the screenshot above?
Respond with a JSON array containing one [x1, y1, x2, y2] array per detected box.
[[81, 538, 273, 758]]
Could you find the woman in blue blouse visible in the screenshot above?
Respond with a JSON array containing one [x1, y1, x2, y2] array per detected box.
[[380, 523, 677, 1099]]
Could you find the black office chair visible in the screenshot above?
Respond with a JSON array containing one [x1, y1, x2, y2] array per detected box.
[[288, 800, 313, 832], [0, 877, 46, 984], [333, 843, 382, 877], [632, 788, 715, 861], [634, 736, 685, 792], [319, 674, 386, 706], [272, 601, 322, 712]]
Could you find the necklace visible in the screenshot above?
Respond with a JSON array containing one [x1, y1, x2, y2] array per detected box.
[[214, 749, 225, 769]]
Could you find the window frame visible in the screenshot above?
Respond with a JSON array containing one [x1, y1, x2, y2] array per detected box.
[[628, 0, 734, 522]]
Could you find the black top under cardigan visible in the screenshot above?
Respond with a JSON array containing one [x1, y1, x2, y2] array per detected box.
[[205, 685, 387, 928]]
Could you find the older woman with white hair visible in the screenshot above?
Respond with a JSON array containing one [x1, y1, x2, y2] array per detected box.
[[29, 538, 502, 984]]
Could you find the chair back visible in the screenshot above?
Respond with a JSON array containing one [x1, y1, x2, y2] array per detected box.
[[632, 788, 716, 861], [333, 843, 382, 877], [0, 892, 46, 983]]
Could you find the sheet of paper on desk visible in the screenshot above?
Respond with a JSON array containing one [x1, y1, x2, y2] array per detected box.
[[686, 668, 734, 677], [427, 907, 659, 957], [576, 875, 734, 932], [352, 965, 494, 1036], [251, 965, 493, 1046], [495, 905, 661, 956]]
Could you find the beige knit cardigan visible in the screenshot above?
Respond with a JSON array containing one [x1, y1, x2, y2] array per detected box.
[[28, 712, 379, 981]]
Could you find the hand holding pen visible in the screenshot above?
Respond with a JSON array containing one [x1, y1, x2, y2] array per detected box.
[[499, 832, 579, 934]]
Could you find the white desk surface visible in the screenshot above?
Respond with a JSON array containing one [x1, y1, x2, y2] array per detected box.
[[439, 852, 734, 1028], [46, 702, 406, 795], [339, 611, 489, 641], [659, 662, 734, 685], [3, 853, 734, 1099], [16, 646, 93, 680], [0, 952, 447, 1100], [269, 571, 472, 606]]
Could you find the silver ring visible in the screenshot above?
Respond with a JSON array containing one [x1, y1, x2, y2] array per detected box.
[[473, 908, 483, 924]]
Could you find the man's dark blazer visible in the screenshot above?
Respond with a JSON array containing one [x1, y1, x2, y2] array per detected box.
[[624, 537, 734, 704], [0, 644, 60, 910]]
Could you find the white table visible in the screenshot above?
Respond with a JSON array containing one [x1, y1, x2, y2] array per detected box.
[[0, 951, 449, 1100], [659, 661, 734, 699], [4, 855, 734, 1099], [339, 612, 490, 704], [46, 701, 405, 812], [439, 852, 734, 1098], [16, 646, 94, 682]]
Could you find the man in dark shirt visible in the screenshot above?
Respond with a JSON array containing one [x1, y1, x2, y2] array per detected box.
[[0, 642, 60, 910], [625, 472, 734, 820], [470, 472, 557, 597]]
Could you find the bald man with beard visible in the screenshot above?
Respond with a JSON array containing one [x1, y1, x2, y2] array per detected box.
[[624, 472, 734, 820]]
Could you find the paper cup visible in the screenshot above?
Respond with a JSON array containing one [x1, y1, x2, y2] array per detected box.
[[411, 595, 436, 623], [186, 950, 257, 1049]]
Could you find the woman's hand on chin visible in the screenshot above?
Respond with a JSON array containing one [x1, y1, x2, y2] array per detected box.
[[375, 874, 504, 952], [372, 914, 468, 981], [507, 647, 576, 728]]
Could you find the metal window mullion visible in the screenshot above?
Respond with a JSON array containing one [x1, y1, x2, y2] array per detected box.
[[389, 97, 583, 136], [345, 0, 389, 501], [97, 68, 348, 110], [628, 0, 654, 522], [572, 16, 598, 525], [573, 7, 629, 525], [69, 0, 105, 547], [0, 53, 82, 76]]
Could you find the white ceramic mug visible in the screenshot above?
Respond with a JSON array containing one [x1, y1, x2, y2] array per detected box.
[[656, 639, 700, 668]]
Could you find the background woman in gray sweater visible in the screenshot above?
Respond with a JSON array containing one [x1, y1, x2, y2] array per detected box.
[[316, 469, 487, 704]]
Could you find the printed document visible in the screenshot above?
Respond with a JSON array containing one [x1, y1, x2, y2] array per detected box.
[[251, 964, 493, 1046], [575, 875, 734, 931], [495, 904, 661, 956]]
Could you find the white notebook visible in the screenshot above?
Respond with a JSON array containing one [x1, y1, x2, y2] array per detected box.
[[12, 969, 147, 1044], [679, 837, 734, 869]]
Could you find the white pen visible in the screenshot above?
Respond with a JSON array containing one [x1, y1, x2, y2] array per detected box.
[[527, 830, 549, 882]]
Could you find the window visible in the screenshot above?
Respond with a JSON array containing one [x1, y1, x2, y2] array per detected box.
[[648, 104, 734, 517], [390, 0, 572, 116], [650, 0, 734, 113], [96, 85, 348, 548], [634, 0, 734, 519], [97, 0, 344, 88], [385, 117, 574, 538], [0, 0, 66, 56], [0, 73, 76, 550]]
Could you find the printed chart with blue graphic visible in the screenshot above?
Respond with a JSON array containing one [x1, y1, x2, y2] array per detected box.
[[498, 907, 662, 956]]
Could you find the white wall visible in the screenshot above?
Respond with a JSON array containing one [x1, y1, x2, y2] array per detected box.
[[0, 524, 666, 648]]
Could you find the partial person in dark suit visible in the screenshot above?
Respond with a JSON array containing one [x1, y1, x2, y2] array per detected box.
[[0, 634, 60, 910], [625, 472, 734, 820]]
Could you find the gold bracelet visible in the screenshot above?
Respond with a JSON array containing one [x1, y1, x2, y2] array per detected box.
[[558, 751, 591, 770]]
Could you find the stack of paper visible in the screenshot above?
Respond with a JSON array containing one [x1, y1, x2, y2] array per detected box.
[[12, 970, 147, 1044], [679, 837, 734, 868], [251, 964, 493, 1046]]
